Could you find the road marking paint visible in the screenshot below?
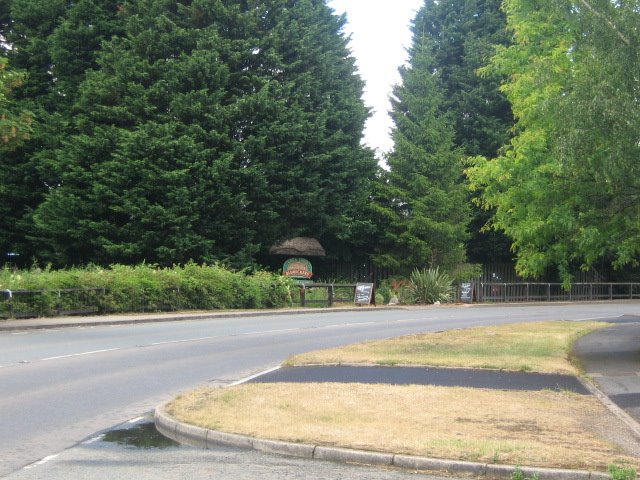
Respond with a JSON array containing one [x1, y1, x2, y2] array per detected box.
[[128, 416, 145, 424], [23, 454, 59, 469], [83, 435, 104, 445], [229, 365, 282, 387], [42, 348, 120, 361]]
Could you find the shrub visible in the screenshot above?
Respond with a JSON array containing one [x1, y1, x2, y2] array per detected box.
[[377, 277, 411, 304], [608, 465, 637, 480], [448, 263, 482, 283], [409, 267, 454, 304], [511, 467, 539, 480], [0, 263, 293, 318]]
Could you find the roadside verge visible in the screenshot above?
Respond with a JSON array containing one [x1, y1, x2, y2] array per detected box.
[[154, 403, 610, 480]]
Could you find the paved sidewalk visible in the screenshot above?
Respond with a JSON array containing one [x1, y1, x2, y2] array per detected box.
[[574, 316, 640, 422], [0, 306, 385, 331]]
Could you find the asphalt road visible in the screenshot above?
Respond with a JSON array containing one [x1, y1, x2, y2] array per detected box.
[[1, 302, 639, 478]]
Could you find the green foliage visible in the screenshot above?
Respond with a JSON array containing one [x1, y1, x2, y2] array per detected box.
[[511, 467, 539, 480], [408, 267, 454, 305], [371, 10, 470, 272], [0, 0, 124, 264], [376, 277, 411, 304], [466, 0, 640, 283], [448, 263, 483, 284], [0, 57, 33, 149], [2, 0, 376, 268], [608, 464, 637, 480], [0, 263, 293, 317]]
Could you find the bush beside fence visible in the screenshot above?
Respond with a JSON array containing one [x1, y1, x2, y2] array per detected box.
[[0, 264, 294, 319]]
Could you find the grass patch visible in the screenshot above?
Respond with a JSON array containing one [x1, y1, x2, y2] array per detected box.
[[285, 321, 609, 374], [167, 383, 638, 471]]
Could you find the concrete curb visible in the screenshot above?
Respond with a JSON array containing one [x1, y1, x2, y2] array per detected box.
[[2, 300, 638, 331], [578, 375, 640, 441], [154, 404, 609, 479]]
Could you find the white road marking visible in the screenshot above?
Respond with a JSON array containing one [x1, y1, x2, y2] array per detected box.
[[82, 435, 104, 445], [128, 416, 145, 424], [42, 348, 120, 361], [229, 366, 282, 386], [23, 454, 59, 469]]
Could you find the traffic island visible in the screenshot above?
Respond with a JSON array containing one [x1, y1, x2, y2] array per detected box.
[[156, 321, 640, 477]]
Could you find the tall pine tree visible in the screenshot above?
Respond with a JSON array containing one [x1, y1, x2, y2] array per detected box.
[[417, 0, 513, 264], [372, 9, 469, 272]]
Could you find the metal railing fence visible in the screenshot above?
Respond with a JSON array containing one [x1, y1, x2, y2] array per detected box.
[[479, 282, 640, 303]]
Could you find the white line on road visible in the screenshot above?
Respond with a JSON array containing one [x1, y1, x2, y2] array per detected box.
[[23, 454, 59, 469], [229, 365, 282, 386], [82, 435, 104, 445], [42, 348, 120, 361]]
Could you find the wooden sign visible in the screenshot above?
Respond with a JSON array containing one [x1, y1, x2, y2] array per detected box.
[[282, 258, 313, 279], [354, 283, 374, 305]]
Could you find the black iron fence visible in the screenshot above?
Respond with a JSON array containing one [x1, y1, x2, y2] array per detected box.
[[478, 282, 640, 303], [2, 281, 639, 319]]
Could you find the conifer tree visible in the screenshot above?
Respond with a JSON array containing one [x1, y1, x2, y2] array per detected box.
[[417, 0, 513, 264], [0, 0, 123, 263], [32, 0, 376, 266], [372, 12, 469, 271]]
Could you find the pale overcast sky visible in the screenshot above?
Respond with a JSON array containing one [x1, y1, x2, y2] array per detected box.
[[327, 0, 423, 156]]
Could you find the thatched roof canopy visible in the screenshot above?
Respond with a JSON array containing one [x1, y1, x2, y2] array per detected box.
[[269, 237, 326, 257]]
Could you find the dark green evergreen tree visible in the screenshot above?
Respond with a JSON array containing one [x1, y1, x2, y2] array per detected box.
[[372, 16, 469, 272], [33, 0, 376, 266], [0, 0, 122, 264], [417, 0, 513, 264]]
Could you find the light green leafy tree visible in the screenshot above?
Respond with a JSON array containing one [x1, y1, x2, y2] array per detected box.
[[466, 0, 640, 283]]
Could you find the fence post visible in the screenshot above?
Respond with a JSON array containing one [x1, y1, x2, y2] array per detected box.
[[328, 285, 334, 307], [1, 290, 13, 319], [300, 285, 306, 307], [56, 289, 62, 315], [589, 283, 593, 301], [609, 283, 613, 300], [525, 283, 529, 302], [547, 283, 551, 302], [503, 283, 507, 303], [630, 283, 633, 300]]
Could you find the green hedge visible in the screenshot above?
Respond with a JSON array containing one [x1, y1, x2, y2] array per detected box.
[[0, 263, 294, 318]]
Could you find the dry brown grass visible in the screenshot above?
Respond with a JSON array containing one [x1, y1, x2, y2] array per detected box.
[[285, 321, 609, 374], [167, 383, 638, 471]]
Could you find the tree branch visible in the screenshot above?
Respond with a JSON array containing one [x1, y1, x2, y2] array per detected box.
[[578, 0, 630, 45]]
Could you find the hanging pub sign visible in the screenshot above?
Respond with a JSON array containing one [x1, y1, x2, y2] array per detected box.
[[282, 257, 313, 280]]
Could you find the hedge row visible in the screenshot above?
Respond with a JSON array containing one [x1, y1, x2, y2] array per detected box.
[[0, 263, 294, 318]]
